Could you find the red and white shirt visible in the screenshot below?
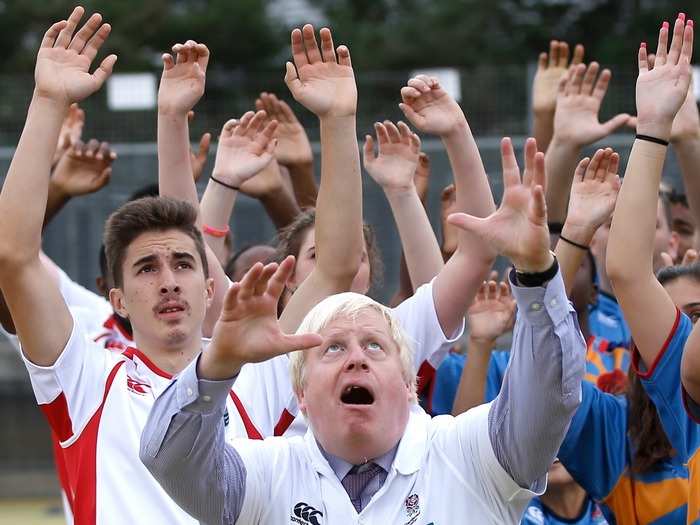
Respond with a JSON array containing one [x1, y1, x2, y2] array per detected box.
[[225, 279, 464, 440], [22, 315, 200, 525]]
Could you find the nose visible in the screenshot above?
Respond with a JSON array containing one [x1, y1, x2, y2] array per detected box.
[[159, 266, 180, 295], [344, 343, 369, 372]]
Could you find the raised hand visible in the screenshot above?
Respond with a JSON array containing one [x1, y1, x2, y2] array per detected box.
[[363, 121, 421, 193], [399, 75, 465, 136], [669, 64, 700, 143], [211, 110, 278, 189], [51, 139, 116, 197], [532, 41, 585, 115], [563, 148, 621, 244], [553, 62, 630, 147], [158, 40, 209, 115], [203, 257, 323, 378], [447, 138, 552, 273], [35, 7, 117, 105], [468, 279, 516, 344], [256, 92, 313, 165], [284, 25, 356, 118], [636, 14, 694, 141], [661, 248, 699, 268], [53, 103, 84, 165]]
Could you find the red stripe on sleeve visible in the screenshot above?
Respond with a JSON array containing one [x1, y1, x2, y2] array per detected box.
[[229, 391, 263, 440]]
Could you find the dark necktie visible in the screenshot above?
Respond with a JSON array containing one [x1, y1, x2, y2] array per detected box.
[[341, 462, 384, 513]]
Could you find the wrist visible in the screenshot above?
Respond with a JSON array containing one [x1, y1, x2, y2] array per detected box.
[[560, 222, 595, 247], [383, 183, 418, 200], [48, 178, 71, 202], [198, 344, 243, 381], [533, 107, 556, 118], [636, 120, 673, 143], [548, 133, 585, 152], [157, 104, 190, 118], [441, 118, 469, 142], [468, 334, 498, 349], [513, 250, 555, 274], [31, 89, 71, 111]]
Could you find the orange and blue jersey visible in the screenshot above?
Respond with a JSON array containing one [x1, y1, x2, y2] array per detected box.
[[520, 498, 609, 525], [558, 380, 691, 524], [632, 309, 700, 524], [590, 290, 631, 346], [586, 336, 630, 394]]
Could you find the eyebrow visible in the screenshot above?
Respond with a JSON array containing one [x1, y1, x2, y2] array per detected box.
[[173, 251, 197, 264], [133, 254, 158, 269], [132, 251, 197, 269]]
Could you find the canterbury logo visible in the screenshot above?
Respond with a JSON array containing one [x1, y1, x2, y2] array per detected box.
[[291, 502, 323, 525]]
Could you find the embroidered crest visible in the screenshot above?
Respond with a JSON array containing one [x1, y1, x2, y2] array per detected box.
[[405, 493, 419, 517]]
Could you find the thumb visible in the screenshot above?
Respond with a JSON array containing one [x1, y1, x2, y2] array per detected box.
[[601, 113, 632, 135], [660, 252, 675, 268], [398, 103, 424, 128], [281, 333, 323, 353], [682, 249, 698, 266], [92, 54, 118, 90], [446, 212, 487, 235], [284, 62, 302, 96]]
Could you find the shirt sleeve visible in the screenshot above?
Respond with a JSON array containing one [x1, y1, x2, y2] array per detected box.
[[632, 310, 699, 462], [139, 356, 248, 525], [391, 278, 465, 371], [488, 269, 586, 489], [57, 267, 112, 320], [20, 311, 117, 443], [557, 381, 629, 500]]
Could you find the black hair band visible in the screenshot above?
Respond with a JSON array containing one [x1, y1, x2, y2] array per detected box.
[[559, 234, 589, 251], [210, 176, 240, 191], [636, 134, 669, 147]]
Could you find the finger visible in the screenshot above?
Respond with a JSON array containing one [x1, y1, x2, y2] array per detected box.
[[278, 99, 298, 124], [82, 22, 112, 62], [586, 149, 604, 180], [400, 86, 422, 101], [267, 256, 296, 299], [683, 249, 699, 266], [639, 42, 649, 73], [221, 118, 238, 137], [68, 12, 102, 53], [336, 45, 352, 67], [537, 52, 547, 71], [97, 141, 111, 160], [600, 113, 632, 136], [290, 28, 309, 68], [255, 96, 264, 112], [574, 157, 591, 182], [319, 27, 336, 63], [681, 21, 695, 66], [280, 332, 324, 352], [374, 122, 390, 147], [533, 151, 546, 191], [656, 21, 670, 65], [522, 137, 537, 187], [660, 252, 675, 268], [85, 138, 100, 157], [195, 42, 210, 71], [172, 42, 190, 64], [408, 77, 431, 93], [398, 102, 424, 127], [55, 6, 84, 48], [259, 120, 279, 144], [41, 20, 68, 49], [222, 282, 241, 312], [234, 111, 256, 136], [581, 62, 600, 96], [596, 148, 613, 181], [410, 133, 421, 155], [302, 24, 322, 64], [548, 40, 558, 67], [91, 54, 117, 90], [498, 281, 511, 300], [667, 14, 686, 65], [363, 135, 376, 164], [441, 184, 455, 202], [530, 185, 547, 224], [237, 262, 264, 302], [571, 44, 585, 65], [447, 212, 488, 236], [570, 63, 586, 94], [245, 110, 268, 137], [557, 71, 568, 96], [557, 42, 570, 68], [500, 137, 520, 188], [487, 280, 498, 300], [284, 61, 303, 95], [383, 121, 401, 143], [647, 52, 656, 69], [591, 68, 611, 101], [259, 93, 276, 119], [396, 121, 413, 144], [608, 152, 620, 177], [196, 133, 212, 160], [162, 53, 175, 71], [476, 282, 487, 303], [254, 263, 279, 296]]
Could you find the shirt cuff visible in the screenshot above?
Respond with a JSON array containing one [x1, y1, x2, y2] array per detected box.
[[176, 355, 237, 415], [508, 268, 571, 327]]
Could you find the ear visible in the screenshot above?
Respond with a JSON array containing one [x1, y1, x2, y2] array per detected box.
[[205, 277, 215, 308], [109, 288, 129, 319], [296, 387, 307, 415]]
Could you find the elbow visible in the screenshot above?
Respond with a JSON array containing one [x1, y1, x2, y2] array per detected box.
[[605, 251, 632, 287]]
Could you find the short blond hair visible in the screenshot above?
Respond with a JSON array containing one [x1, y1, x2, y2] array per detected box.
[[289, 293, 417, 402]]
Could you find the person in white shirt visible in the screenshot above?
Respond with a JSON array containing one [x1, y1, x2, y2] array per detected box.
[[141, 132, 586, 523]]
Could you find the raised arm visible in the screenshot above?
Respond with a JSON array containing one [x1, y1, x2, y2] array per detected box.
[[607, 15, 694, 368], [200, 111, 277, 262], [531, 41, 584, 152], [449, 137, 585, 488], [279, 25, 363, 332], [363, 121, 443, 289], [399, 76, 496, 336], [256, 92, 317, 208], [545, 60, 630, 222], [556, 148, 620, 295], [452, 278, 515, 415], [0, 7, 116, 365]]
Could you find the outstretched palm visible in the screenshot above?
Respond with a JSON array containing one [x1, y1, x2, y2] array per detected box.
[[363, 121, 420, 191], [468, 281, 516, 343], [159, 41, 209, 114]]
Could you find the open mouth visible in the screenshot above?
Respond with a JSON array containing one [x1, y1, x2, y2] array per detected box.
[[159, 306, 184, 314], [340, 385, 375, 405]]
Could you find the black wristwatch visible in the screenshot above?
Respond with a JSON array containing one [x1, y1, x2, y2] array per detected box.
[[515, 256, 559, 287]]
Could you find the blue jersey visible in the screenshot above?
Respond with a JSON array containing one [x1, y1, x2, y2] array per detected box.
[[589, 291, 631, 347], [559, 380, 691, 524], [633, 310, 700, 524], [520, 498, 609, 525]]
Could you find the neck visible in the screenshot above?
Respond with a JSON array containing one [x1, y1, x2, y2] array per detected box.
[[132, 332, 201, 375], [539, 481, 588, 520], [577, 308, 591, 341]]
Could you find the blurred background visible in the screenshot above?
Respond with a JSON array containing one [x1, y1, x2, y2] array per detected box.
[[0, 0, 696, 521]]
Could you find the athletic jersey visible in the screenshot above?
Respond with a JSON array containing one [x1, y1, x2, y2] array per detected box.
[[20, 313, 205, 524], [520, 498, 609, 525], [589, 291, 631, 347], [429, 336, 628, 415], [226, 279, 463, 439], [632, 309, 700, 524], [92, 314, 133, 352], [57, 267, 113, 337], [558, 380, 691, 525]]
